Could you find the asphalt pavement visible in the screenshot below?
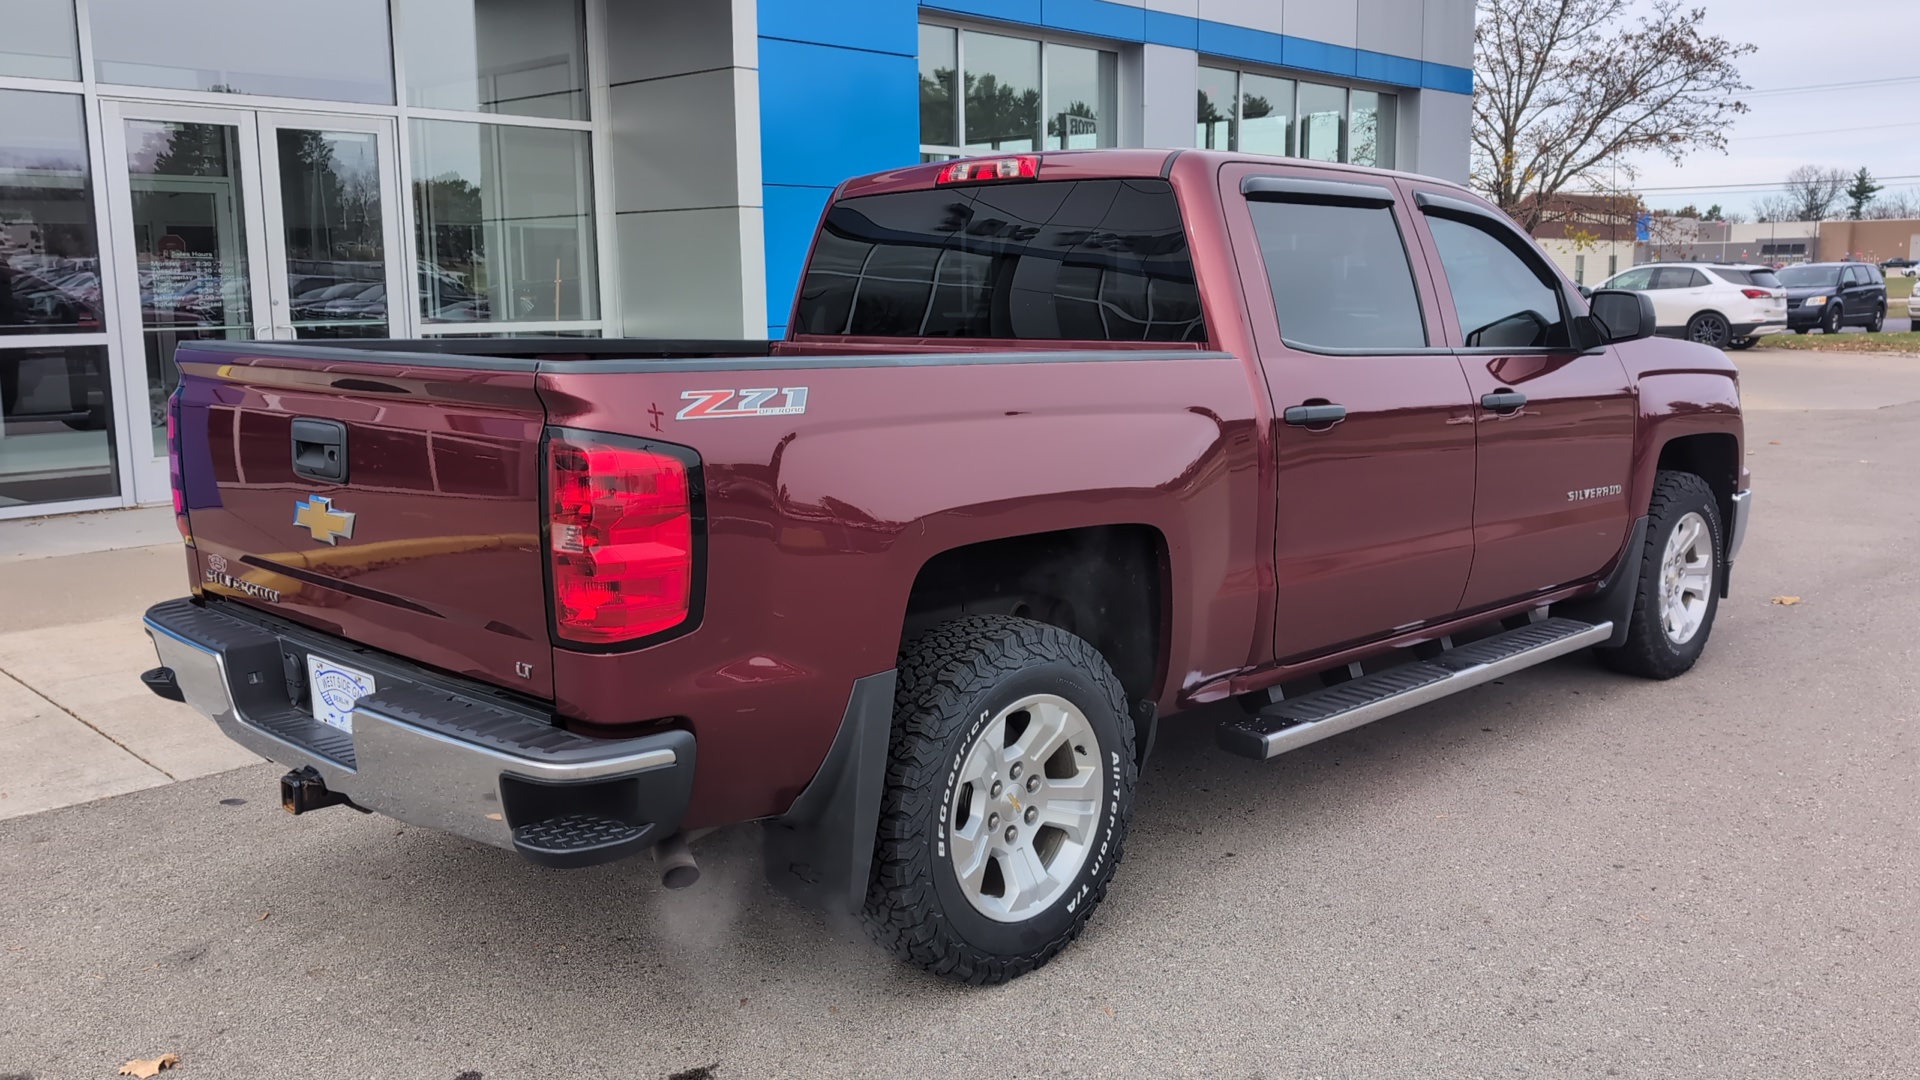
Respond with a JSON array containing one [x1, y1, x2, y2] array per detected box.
[[2, 352, 1916, 1079]]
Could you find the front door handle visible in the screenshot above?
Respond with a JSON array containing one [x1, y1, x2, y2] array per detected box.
[[1283, 403, 1347, 426], [1480, 390, 1527, 413]]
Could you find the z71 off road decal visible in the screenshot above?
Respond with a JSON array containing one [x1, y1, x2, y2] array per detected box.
[[676, 387, 808, 420]]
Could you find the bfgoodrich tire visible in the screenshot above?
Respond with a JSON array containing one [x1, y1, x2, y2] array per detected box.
[[1598, 470, 1724, 680], [864, 615, 1136, 984]]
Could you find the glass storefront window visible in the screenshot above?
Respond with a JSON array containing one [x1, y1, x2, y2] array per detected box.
[[277, 129, 391, 339], [0, 345, 118, 505], [2, 90, 101, 336], [962, 31, 1040, 153], [2, 0, 80, 80], [919, 25, 959, 150], [1298, 82, 1346, 163], [1240, 73, 1294, 157], [1349, 90, 1397, 169], [1046, 44, 1116, 150], [123, 119, 255, 455], [1196, 67, 1236, 151], [411, 120, 599, 324], [89, 0, 394, 104], [398, 0, 589, 121]]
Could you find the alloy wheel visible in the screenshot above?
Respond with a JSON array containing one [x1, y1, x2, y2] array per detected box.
[[1658, 511, 1714, 645], [946, 694, 1103, 923], [1688, 314, 1729, 347]]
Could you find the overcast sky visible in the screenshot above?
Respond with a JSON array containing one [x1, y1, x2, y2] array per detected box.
[[1612, 0, 1917, 214]]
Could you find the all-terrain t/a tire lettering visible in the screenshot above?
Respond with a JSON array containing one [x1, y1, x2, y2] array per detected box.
[[863, 615, 1137, 984]]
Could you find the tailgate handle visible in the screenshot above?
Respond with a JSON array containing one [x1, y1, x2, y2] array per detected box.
[[290, 418, 348, 484]]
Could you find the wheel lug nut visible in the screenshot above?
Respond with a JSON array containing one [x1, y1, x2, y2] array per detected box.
[[1026, 775, 1040, 792], [1024, 806, 1038, 824], [989, 781, 1002, 798], [1009, 763, 1023, 780], [987, 812, 999, 830], [1004, 825, 1018, 843]]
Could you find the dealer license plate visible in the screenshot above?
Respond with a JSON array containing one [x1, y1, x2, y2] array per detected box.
[[306, 654, 376, 732]]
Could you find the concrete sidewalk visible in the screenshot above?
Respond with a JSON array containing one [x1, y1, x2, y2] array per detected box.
[[0, 507, 261, 820]]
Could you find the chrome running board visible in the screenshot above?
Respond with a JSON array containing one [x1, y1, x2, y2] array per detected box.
[[1217, 618, 1613, 760]]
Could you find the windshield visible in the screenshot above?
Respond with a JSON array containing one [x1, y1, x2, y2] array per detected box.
[[1778, 265, 1840, 287]]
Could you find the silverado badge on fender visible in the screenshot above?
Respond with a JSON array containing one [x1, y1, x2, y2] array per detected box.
[[294, 495, 356, 545]]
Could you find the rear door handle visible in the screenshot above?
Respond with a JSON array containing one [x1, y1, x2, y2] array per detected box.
[[1480, 390, 1527, 413], [1283, 403, 1347, 426]]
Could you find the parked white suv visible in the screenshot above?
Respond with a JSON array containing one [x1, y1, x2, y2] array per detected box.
[[1595, 262, 1788, 351]]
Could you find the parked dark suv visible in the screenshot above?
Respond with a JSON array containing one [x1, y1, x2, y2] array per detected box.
[[1781, 261, 1887, 334]]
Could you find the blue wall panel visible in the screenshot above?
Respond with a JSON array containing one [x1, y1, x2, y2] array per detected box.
[[759, 0, 919, 54], [923, 0, 1045, 26], [763, 184, 835, 335], [760, 39, 919, 188], [1356, 49, 1425, 88], [1041, 0, 1146, 41]]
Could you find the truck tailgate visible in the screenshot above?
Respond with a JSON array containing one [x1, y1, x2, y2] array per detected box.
[[175, 343, 555, 699]]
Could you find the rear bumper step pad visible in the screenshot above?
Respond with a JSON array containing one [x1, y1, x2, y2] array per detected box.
[[1218, 617, 1612, 760]]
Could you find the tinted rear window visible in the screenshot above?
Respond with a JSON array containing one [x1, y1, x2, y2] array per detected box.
[[1710, 267, 1783, 288], [794, 179, 1205, 341]]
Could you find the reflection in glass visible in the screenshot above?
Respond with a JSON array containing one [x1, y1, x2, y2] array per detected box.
[[1298, 83, 1346, 163], [919, 24, 958, 148], [1196, 67, 1236, 151], [2, 90, 102, 335], [1046, 45, 1117, 150], [411, 121, 599, 324], [1349, 91, 1396, 169], [2, 0, 80, 80], [1241, 74, 1294, 157], [0, 345, 118, 506], [399, 0, 588, 120], [277, 130, 389, 339], [89, 0, 393, 104], [962, 32, 1039, 153], [124, 120, 254, 456]]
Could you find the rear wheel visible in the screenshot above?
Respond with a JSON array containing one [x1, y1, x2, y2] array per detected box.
[[1685, 312, 1731, 348], [864, 615, 1136, 984], [1726, 336, 1758, 351], [1867, 306, 1885, 333], [1598, 471, 1723, 680], [1821, 305, 1843, 334]]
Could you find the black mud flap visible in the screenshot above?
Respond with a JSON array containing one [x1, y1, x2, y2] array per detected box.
[[761, 670, 897, 915]]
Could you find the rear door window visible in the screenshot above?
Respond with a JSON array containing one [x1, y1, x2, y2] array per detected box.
[[1245, 199, 1426, 350], [794, 178, 1205, 341]]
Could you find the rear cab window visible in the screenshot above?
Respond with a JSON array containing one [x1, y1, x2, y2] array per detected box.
[[1241, 184, 1427, 351], [794, 178, 1205, 342]]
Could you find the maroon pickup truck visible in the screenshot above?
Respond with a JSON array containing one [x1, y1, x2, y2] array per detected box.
[[143, 149, 1751, 984]]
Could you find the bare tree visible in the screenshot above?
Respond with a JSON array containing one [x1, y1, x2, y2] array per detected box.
[[1751, 192, 1798, 223], [1865, 187, 1920, 220], [1473, 0, 1753, 231], [1774, 165, 1850, 221]]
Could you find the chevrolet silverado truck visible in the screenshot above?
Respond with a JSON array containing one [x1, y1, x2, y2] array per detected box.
[[141, 150, 1752, 984]]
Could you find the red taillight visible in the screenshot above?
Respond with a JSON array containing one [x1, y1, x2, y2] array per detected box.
[[546, 431, 696, 645], [1741, 288, 1772, 299], [935, 155, 1040, 185], [166, 390, 190, 544]]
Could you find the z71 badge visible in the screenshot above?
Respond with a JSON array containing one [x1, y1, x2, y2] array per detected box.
[[676, 387, 808, 420]]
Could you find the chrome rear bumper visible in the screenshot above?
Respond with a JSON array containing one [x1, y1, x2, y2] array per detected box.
[[143, 598, 692, 864]]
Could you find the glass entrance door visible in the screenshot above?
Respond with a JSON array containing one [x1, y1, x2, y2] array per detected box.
[[101, 103, 402, 502]]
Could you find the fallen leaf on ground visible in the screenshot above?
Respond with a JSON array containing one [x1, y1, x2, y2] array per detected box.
[[1771, 596, 1802, 605], [118, 1053, 178, 1078], [1768, 440, 1781, 445], [258, 911, 270, 921], [1102, 1005, 1116, 1017]]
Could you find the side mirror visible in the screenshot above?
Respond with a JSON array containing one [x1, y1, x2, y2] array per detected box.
[[1587, 289, 1656, 344]]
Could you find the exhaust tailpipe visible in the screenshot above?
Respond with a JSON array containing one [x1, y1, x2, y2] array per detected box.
[[655, 831, 699, 889]]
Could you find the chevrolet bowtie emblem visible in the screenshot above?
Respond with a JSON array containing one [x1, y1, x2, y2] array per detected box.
[[294, 495, 356, 545]]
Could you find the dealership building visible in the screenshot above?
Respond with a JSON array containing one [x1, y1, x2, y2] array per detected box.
[[0, 0, 1475, 518]]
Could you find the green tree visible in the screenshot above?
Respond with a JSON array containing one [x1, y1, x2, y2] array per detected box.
[[1845, 167, 1882, 220]]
